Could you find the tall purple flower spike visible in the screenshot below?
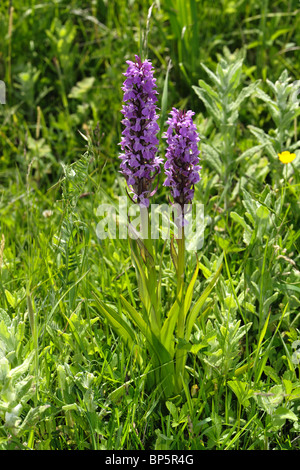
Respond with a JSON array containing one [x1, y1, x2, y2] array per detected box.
[[119, 55, 162, 208], [163, 108, 201, 226]]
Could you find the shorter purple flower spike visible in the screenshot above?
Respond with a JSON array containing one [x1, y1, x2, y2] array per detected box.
[[163, 108, 201, 225], [119, 55, 162, 207]]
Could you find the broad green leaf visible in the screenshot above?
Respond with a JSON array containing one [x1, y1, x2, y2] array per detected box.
[[254, 87, 276, 106], [18, 404, 51, 434], [247, 126, 277, 157], [198, 262, 212, 279], [192, 86, 221, 126], [201, 63, 221, 87], [278, 284, 300, 295], [287, 386, 300, 401], [196, 79, 220, 101], [177, 338, 205, 355], [263, 365, 281, 384], [256, 204, 270, 219], [262, 292, 278, 315], [228, 379, 253, 407], [9, 351, 35, 380], [0, 309, 11, 327], [255, 89, 280, 124], [68, 77, 95, 99], [235, 143, 266, 164], [227, 59, 243, 88], [200, 142, 223, 174], [230, 81, 260, 114], [5, 290, 16, 309], [230, 211, 253, 245], [274, 406, 298, 421], [214, 235, 230, 251], [242, 188, 260, 224], [234, 361, 254, 376]]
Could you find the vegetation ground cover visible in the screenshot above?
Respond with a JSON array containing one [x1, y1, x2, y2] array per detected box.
[[0, 0, 300, 450]]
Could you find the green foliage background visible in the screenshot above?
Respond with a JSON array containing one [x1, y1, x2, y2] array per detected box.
[[0, 0, 299, 451]]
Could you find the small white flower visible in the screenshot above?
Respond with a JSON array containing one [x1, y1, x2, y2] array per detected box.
[[42, 210, 53, 218]]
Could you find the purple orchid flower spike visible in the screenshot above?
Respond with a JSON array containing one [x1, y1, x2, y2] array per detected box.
[[163, 108, 201, 226], [119, 55, 162, 208]]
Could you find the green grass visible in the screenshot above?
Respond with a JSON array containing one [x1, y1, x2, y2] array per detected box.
[[0, 0, 300, 450]]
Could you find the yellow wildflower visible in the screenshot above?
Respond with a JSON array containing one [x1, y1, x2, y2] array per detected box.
[[278, 151, 296, 164]]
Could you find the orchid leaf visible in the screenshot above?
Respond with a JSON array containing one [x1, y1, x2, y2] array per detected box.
[[120, 294, 151, 343], [161, 298, 180, 356], [92, 290, 138, 353], [185, 262, 223, 340], [183, 257, 200, 318], [129, 237, 152, 315]]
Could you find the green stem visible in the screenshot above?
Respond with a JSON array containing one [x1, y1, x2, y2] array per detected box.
[[281, 165, 288, 213], [140, 205, 151, 252], [140, 205, 160, 330], [176, 227, 185, 333], [140, 206, 167, 393], [175, 225, 186, 394]]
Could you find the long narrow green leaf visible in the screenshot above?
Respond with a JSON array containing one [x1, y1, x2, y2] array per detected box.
[[129, 237, 151, 315], [159, 59, 172, 138], [252, 310, 271, 383], [156, 239, 168, 309], [120, 295, 150, 342], [253, 303, 289, 383], [197, 79, 220, 101], [128, 224, 154, 268], [201, 63, 221, 87], [92, 290, 137, 351], [120, 285, 173, 384], [129, 237, 161, 334], [160, 298, 181, 356], [183, 257, 199, 318], [9, 351, 35, 380], [45, 270, 90, 328], [185, 263, 223, 340], [192, 86, 221, 126]]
